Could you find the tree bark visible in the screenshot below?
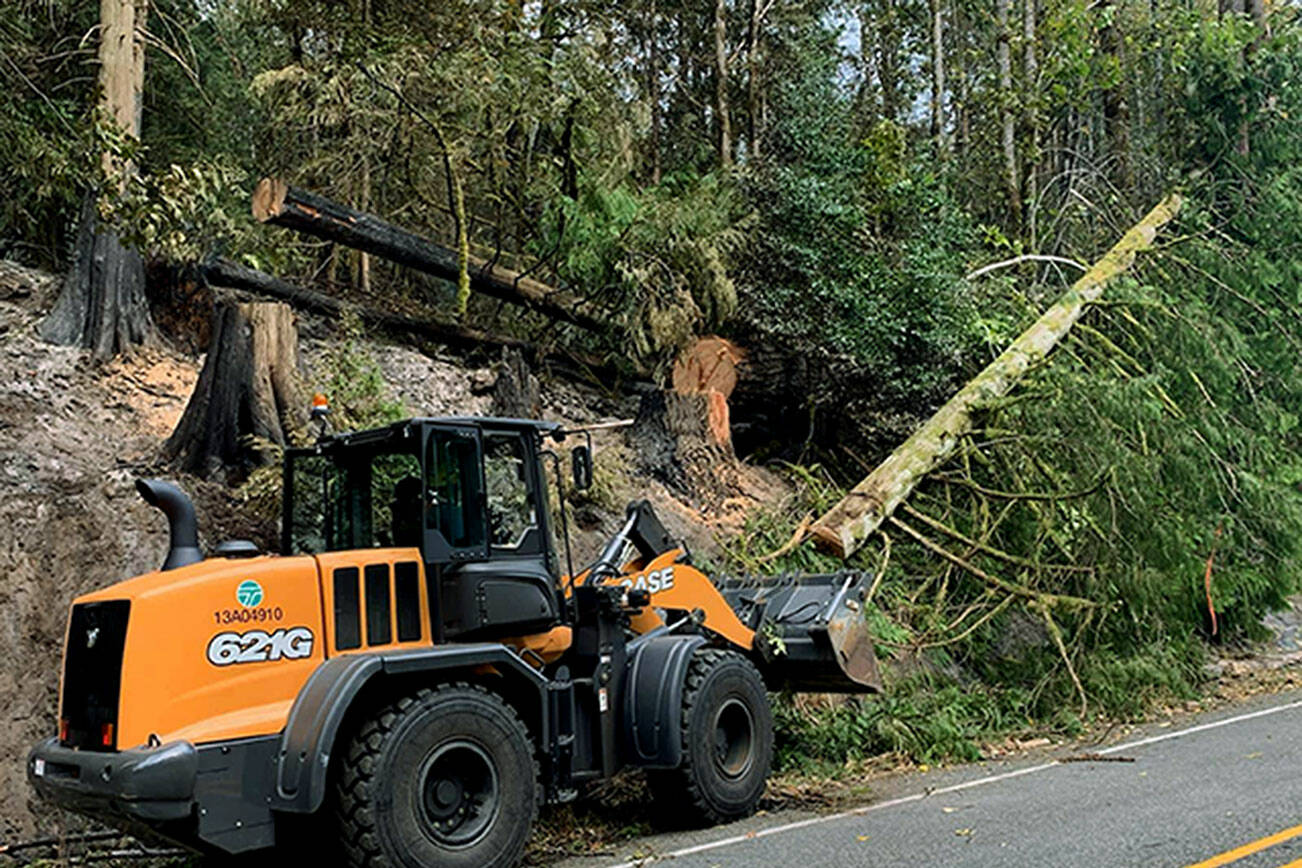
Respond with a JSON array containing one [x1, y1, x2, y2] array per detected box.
[[491, 347, 542, 419], [40, 0, 153, 360], [930, 0, 947, 156], [746, 0, 765, 161], [648, 0, 663, 183], [714, 0, 732, 168], [253, 178, 605, 334], [997, 0, 1021, 223], [163, 300, 307, 482], [631, 390, 739, 514], [1100, 1, 1132, 185], [955, 4, 970, 167], [1024, 0, 1039, 246], [810, 193, 1183, 559], [876, 0, 900, 121]]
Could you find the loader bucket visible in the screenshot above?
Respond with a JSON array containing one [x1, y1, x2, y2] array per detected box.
[[718, 572, 883, 694]]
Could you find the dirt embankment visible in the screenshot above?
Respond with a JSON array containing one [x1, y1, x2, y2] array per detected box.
[[0, 261, 784, 843]]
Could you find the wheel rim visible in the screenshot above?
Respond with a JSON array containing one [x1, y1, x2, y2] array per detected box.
[[712, 697, 756, 780], [416, 739, 501, 848]]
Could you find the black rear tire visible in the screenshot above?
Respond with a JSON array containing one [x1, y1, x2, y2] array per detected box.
[[335, 683, 538, 868], [648, 648, 773, 827]]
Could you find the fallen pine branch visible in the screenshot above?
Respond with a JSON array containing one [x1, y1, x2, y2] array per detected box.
[[965, 254, 1088, 281], [885, 515, 1099, 612], [900, 503, 1095, 573]]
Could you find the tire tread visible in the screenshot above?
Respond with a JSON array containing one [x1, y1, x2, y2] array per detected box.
[[648, 649, 772, 827], [333, 682, 539, 868]]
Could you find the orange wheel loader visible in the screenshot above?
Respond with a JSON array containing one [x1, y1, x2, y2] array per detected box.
[[28, 416, 881, 867]]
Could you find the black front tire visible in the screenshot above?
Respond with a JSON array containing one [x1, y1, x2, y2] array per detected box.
[[335, 683, 538, 868], [648, 648, 774, 827]]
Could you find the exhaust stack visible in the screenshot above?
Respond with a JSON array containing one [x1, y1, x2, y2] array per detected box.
[[135, 479, 203, 571]]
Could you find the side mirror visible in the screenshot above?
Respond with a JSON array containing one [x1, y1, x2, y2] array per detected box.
[[572, 445, 593, 491]]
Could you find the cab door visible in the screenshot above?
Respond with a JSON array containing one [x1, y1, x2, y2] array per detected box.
[[421, 424, 489, 564]]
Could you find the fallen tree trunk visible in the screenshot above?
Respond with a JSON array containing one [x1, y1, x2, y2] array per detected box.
[[252, 178, 605, 334], [810, 193, 1183, 560], [200, 258, 627, 380], [202, 258, 529, 352]]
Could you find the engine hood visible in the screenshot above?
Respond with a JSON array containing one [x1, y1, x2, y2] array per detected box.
[[72, 555, 325, 748]]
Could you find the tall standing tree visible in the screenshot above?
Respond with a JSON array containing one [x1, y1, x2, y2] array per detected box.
[[40, 0, 153, 360], [648, 0, 664, 182], [1023, 0, 1039, 245], [1100, 0, 1132, 186], [715, 0, 733, 167], [997, 0, 1021, 223], [746, 0, 769, 162], [930, 0, 947, 156], [876, 0, 901, 121]]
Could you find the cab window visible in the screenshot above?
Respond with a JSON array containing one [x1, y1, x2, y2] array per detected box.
[[425, 428, 486, 551], [483, 433, 536, 550], [286, 447, 421, 553]]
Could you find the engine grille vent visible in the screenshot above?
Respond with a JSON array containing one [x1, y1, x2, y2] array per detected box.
[[61, 600, 130, 751]]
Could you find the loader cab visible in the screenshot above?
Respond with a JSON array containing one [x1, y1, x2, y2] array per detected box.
[[282, 417, 567, 643]]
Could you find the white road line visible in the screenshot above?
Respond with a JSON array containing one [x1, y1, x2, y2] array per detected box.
[[604, 697, 1302, 867]]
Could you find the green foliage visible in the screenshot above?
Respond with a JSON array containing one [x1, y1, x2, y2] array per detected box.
[[0, 1, 98, 267], [104, 158, 298, 270], [317, 313, 407, 432], [773, 680, 1036, 769], [533, 173, 749, 361], [738, 24, 977, 411]]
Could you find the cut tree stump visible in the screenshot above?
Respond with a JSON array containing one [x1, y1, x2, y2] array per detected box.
[[632, 390, 739, 513], [41, 0, 153, 360], [491, 348, 542, 419], [163, 300, 306, 481], [810, 193, 1183, 560], [671, 336, 744, 397], [632, 336, 746, 511]]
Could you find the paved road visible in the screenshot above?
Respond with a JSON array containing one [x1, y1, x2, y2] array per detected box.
[[562, 690, 1302, 868]]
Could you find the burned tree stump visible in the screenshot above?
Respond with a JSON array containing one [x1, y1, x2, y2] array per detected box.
[[41, 0, 153, 360], [163, 300, 306, 482], [40, 198, 153, 360], [491, 348, 542, 419]]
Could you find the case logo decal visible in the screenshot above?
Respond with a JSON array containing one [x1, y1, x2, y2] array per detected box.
[[206, 627, 314, 666], [236, 580, 264, 608], [620, 566, 676, 594]]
